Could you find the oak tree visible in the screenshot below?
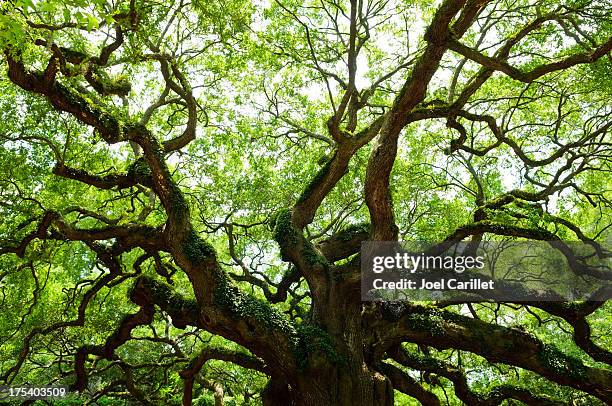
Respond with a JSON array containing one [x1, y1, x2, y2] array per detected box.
[[0, 0, 611, 404]]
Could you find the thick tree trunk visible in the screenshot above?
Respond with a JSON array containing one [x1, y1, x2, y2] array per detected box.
[[263, 286, 394, 406], [262, 367, 393, 406]]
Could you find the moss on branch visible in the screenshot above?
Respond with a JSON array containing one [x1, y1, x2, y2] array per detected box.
[[335, 223, 370, 241], [130, 276, 198, 328], [213, 273, 297, 336], [296, 155, 334, 204], [295, 324, 344, 368], [538, 344, 588, 380], [184, 229, 216, 264], [271, 208, 299, 261], [56, 83, 122, 140], [126, 157, 154, 187]]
